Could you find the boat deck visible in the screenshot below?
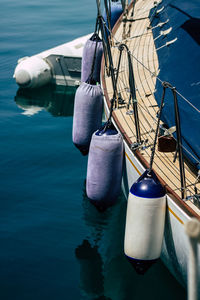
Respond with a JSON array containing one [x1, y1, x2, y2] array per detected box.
[[102, 0, 200, 215]]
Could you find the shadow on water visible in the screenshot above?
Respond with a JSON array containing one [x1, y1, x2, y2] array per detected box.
[[14, 84, 77, 117], [75, 182, 186, 300]]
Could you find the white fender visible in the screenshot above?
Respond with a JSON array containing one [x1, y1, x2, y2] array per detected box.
[[124, 170, 166, 274], [124, 194, 166, 260]]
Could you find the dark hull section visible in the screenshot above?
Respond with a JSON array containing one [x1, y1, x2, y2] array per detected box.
[[151, 0, 200, 170]]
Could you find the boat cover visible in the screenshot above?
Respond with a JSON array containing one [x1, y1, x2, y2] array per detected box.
[[150, 0, 200, 169]]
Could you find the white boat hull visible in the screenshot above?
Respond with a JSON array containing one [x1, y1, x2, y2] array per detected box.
[[103, 96, 200, 292]]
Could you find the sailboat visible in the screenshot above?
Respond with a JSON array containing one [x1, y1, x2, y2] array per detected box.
[[101, 0, 200, 292], [13, 0, 200, 294]]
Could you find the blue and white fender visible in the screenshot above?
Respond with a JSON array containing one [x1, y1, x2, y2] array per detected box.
[[124, 170, 166, 274]]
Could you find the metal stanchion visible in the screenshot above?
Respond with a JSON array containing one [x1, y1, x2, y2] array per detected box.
[[185, 218, 200, 300]]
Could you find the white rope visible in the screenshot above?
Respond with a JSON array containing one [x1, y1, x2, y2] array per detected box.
[[153, 27, 172, 41]]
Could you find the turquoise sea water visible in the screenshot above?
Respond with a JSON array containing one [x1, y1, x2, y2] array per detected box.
[[1, 1, 186, 299]]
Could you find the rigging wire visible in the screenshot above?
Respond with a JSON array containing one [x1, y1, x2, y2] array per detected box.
[[117, 49, 191, 191], [148, 83, 166, 173]]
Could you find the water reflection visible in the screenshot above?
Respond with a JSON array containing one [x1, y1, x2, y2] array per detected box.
[[75, 182, 186, 300], [75, 184, 126, 300], [15, 84, 77, 117], [75, 239, 105, 299]]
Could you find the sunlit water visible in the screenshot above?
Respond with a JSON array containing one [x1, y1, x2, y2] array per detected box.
[[0, 1, 186, 299]]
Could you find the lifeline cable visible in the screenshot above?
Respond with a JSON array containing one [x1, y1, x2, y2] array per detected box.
[[148, 82, 166, 174]]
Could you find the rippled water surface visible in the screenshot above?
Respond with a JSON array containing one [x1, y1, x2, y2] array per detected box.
[[1, 1, 186, 299]]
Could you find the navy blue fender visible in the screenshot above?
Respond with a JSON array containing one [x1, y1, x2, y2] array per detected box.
[[103, 0, 123, 33]]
